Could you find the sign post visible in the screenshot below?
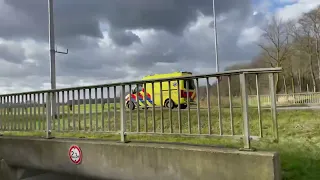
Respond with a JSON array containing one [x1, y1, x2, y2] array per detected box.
[[68, 145, 82, 165]]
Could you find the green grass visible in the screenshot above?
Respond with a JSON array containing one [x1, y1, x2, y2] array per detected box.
[[0, 106, 320, 179]]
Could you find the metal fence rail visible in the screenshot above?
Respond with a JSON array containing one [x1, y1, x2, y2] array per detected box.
[[0, 68, 282, 150], [248, 92, 320, 106]]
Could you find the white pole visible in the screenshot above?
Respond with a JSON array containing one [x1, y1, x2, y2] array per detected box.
[[48, 0, 56, 117], [213, 0, 219, 73], [213, 0, 222, 133]]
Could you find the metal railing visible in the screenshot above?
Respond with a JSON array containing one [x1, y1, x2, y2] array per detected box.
[[248, 92, 320, 106], [0, 68, 282, 150]]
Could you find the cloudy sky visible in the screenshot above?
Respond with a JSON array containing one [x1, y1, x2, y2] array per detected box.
[[0, 0, 319, 94]]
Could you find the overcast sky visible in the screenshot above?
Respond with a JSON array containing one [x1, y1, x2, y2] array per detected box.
[[0, 0, 319, 94]]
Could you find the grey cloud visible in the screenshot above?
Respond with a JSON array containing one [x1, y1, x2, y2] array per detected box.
[[54, 47, 129, 79], [0, 60, 38, 78], [0, 43, 26, 64], [129, 51, 177, 69], [57, 36, 101, 50], [108, 29, 141, 46], [2, 0, 251, 48], [58, 54, 103, 71], [125, 10, 256, 72], [0, 2, 257, 75], [0, 0, 261, 93], [127, 32, 181, 68]]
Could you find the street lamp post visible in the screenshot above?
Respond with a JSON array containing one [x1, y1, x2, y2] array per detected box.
[[48, 0, 56, 117], [213, 0, 222, 136], [212, 0, 219, 73], [48, 0, 68, 118]]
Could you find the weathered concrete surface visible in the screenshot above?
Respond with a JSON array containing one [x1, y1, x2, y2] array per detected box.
[[0, 137, 281, 180], [25, 172, 102, 180], [0, 159, 17, 180], [0, 159, 49, 180]]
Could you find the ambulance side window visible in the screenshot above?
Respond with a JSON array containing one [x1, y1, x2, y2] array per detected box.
[[137, 84, 143, 91], [184, 80, 195, 90], [132, 85, 142, 94], [132, 88, 137, 94]]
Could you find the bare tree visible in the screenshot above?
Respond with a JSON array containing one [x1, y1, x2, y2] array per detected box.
[[304, 8, 320, 87], [258, 16, 293, 93], [294, 14, 318, 92], [216, 7, 320, 94]]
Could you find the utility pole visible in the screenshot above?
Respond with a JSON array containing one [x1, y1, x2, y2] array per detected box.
[[213, 0, 219, 73], [213, 0, 222, 134], [48, 0, 56, 117], [48, 0, 68, 118]]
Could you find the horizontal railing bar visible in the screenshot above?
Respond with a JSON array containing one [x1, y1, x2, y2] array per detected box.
[[0, 68, 282, 97], [125, 132, 261, 140], [35, 131, 121, 136], [276, 92, 320, 95], [0, 131, 261, 141], [238, 67, 282, 74]]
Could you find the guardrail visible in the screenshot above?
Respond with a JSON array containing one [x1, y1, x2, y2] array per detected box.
[[248, 92, 320, 106], [0, 68, 282, 150]]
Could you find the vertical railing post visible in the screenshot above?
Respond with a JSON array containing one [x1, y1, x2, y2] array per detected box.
[[46, 92, 53, 139], [269, 73, 279, 143], [52, 91, 57, 119], [0, 96, 2, 136], [255, 74, 262, 138], [120, 85, 128, 143], [239, 73, 253, 151]]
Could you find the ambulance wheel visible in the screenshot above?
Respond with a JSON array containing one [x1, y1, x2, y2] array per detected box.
[[164, 99, 175, 109], [127, 101, 135, 110], [179, 104, 187, 109]]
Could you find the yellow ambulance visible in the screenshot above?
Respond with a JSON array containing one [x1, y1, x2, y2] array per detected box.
[[125, 72, 196, 110]]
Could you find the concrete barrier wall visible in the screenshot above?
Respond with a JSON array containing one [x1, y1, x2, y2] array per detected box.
[[0, 137, 281, 180]]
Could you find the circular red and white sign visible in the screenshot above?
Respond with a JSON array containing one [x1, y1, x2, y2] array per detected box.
[[68, 145, 82, 165]]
